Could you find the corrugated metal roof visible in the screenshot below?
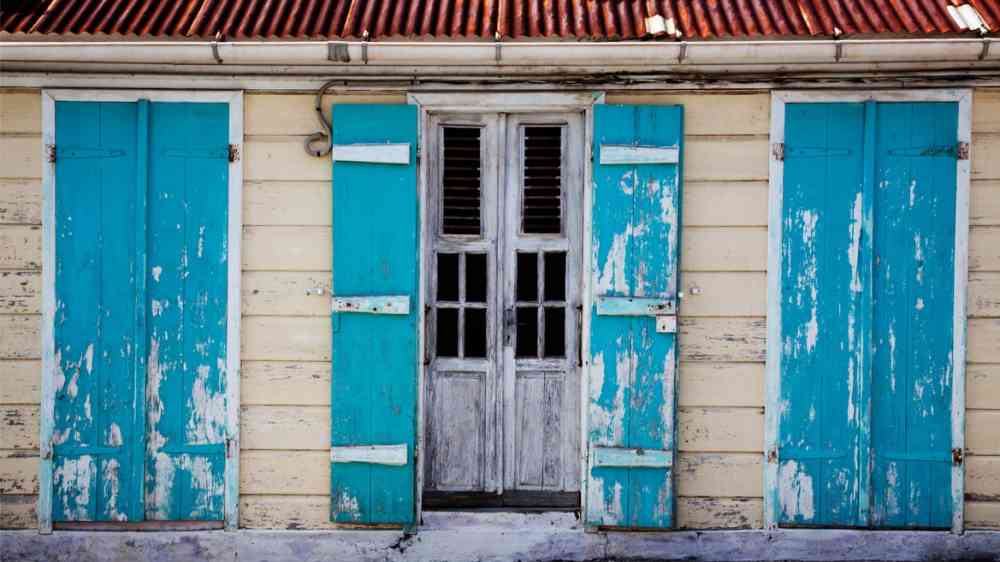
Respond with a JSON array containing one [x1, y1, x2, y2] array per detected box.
[[1, 0, 997, 39]]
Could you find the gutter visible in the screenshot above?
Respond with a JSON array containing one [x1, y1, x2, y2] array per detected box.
[[1, 38, 999, 69]]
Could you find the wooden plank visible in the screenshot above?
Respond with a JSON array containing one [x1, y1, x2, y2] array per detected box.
[[968, 318, 1000, 363], [240, 450, 328, 495], [967, 410, 1000, 455], [679, 272, 766, 317], [685, 137, 769, 182], [967, 364, 1000, 410], [240, 494, 337, 529], [677, 497, 764, 529], [966, 456, 1000, 501], [240, 405, 329, 450], [0, 406, 39, 449], [604, 93, 770, 135], [244, 93, 407, 136], [676, 453, 762, 497], [0, 136, 42, 179], [972, 134, 1000, 180], [0, 452, 39, 494], [331, 143, 410, 165], [972, 89, 1000, 133], [683, 181, 768, 227], [0, 315, 40, 359], [241, 316, 330, 361], [0, 225, 42, 270], [677, 407, 764, 453], [331, 444, 408, 466], [678, 362, 765, 407], [679, 318, 766, 362], [331, 295, 410, 315], [0, 179, 42, 224], [970, 227, 1000, 271], [969, 273, 1000, 317], [971, 180, 1000, 226], [244, 137, 330, 182], [243, 181, 330, 226], [240, 361, 330, 406], [0, 360, 41, 404], [242, 272, 330, 316], [242, 226, 330, 271], [0, 92, 42, 134], [591, 447, 672, 468], [0, 270, 41, 314], [965, 500, 1000, 529], [599, 144, 679, 165], [681, 227, 767, 272], [0, 494, 37, 528]]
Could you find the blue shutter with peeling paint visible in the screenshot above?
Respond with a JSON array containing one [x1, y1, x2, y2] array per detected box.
[[144, 102, 229, 521], [330, 104, 418, 526], [586, 105, 682, 529], [53, 101, 144, 522], [779, 101, 958, 529], [870, 102, 957, 529]]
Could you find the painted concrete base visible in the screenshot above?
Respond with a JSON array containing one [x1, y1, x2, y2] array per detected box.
[[3, 513, 999, 562]]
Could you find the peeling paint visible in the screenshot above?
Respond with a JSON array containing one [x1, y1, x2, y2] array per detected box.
[[779, 460, 815, 521]]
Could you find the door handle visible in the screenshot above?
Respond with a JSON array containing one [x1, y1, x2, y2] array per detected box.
[[504, 307, 515, 347]]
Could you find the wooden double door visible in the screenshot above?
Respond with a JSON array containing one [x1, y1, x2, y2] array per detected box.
[[422, 112, 584, 507]]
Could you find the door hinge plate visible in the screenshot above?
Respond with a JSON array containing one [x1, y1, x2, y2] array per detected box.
[[228, 144, 240, 163], [952, 447, 964, 465], [46, 144, 57, 163], [957, 141, 970, 161], [772, 142, 785, 161]]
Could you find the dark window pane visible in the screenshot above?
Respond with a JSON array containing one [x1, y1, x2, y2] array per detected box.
[[522, 126, 562, 234], [516, 307, 538, 358], [544, 307, 566, 358], [442, 126, 482, 235], [466, 253, 487, 303], [437, 253, 459, 302], [436, 308, 458, 357], [544, 252, 566, 302], [464, 308, 487, 358], [516, 252, 538, 302]]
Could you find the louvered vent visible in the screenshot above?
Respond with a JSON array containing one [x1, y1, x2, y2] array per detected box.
[[442, 126, 482, 235], [522, 126, 563, 234]]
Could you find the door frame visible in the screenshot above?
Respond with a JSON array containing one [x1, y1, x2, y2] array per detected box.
[[764, 89, 972, 534], [39, 89, 244, 533], [408, 92, 604, 521]]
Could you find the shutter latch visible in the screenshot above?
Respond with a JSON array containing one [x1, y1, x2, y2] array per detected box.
[[772, 142, 785, 161], [228, 144, 240, 163], [952, 447, 964, 466], [46, 144, 57, 164]]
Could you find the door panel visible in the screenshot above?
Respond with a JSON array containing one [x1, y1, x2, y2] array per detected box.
[[425, 370, 488, 490]]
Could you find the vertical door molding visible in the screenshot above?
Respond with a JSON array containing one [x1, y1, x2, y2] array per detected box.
[[39, 90, 244, 533], [765, 89, 972, 534]]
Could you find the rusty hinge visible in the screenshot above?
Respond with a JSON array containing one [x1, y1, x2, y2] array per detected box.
[[957, 142, 970, 161], [772, 142, 784, 161], [46, 144, 57, 164], [952, 447, 964, 466], [228, 144, 240, 163], [766, 448, 778, 463], [225, 437, 236, 459]]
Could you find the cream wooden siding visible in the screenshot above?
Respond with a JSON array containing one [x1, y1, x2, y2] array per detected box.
[[1, 89, 999, 531]]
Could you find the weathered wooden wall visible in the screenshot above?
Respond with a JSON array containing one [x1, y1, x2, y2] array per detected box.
[[1, 88, 998, 531]]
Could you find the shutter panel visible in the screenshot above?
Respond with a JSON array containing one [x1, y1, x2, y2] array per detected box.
[[586, 105, 682, 529], [330, 104, 419, 526]]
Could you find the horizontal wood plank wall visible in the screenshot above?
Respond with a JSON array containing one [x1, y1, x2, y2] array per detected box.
[[0, 90, 42, 529]]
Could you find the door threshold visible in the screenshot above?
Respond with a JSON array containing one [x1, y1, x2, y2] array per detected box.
[[54, 521, 224, 532]]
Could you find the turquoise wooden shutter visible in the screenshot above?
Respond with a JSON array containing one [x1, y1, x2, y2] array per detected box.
[[53, 101, 144, 522], [330, 104, 418, 526], [145, 102, 230, 521], [586, 105, 682, 529]]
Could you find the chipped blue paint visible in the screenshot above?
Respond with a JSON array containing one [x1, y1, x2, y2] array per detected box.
[[51, 100, 229, 523], [779, 101, 958, 529], [330, 104, 418, 526], [587, 105, 681, 530]]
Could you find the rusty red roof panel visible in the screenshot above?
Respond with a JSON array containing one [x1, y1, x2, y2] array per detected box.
[[1, 0, 996, 38]]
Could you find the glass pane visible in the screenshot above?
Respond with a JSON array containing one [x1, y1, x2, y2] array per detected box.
[[466, 253, 487, 303], [543, 307, 566, 358], [516, 307, 538, 358], [436, 308, 458, 357], [464, 308, 487, 358], [516, 252, 538, 302], [442, 126, 482, 235], [522, 126, 562, 234], [437, 253, 459, 302], [544, 252, 566, 302]]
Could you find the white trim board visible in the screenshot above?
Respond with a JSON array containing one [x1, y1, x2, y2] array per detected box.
[[764, 88, 972, 534], [38, 89, 244, 533]]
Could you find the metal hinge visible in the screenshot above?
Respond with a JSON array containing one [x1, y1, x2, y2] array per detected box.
[[228, 144, 240, 163], [766, 448, 778, 463], [226, 438, 236, 459], [46, 144, 57, 163], [772, 143, 785, 161], [952, 447, 964, 466], [957, 142, 970, 161]]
